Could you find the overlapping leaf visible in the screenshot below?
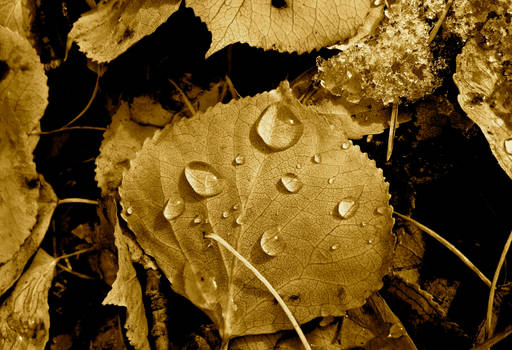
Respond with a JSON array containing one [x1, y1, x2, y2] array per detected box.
[[0, 25, 51, 295], [120, 82, 394, 341], [69, 0, 372, 62]]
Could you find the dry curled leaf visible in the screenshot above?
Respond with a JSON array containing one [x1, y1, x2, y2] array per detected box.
[[68, 0, 181, 63], [0, 25, 51, 295], [453, 39, 512, 179], [0, 249, 57, 350], [120, 82, 394, 342], [103, 213, 150, 350]]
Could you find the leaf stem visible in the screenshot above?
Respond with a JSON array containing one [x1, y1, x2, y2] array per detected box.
[[427, 0, 454, 45], [486, 230, 512, 338], [57, 263, 95, 280], [58, 198, 99, 206], [56, 247, 96, 261], [393, 211, 491, 287], [205, 233, 311, 350], [34, 126, 107, 135], [61, 72, 100, 128], [169, 78, 197, 115]]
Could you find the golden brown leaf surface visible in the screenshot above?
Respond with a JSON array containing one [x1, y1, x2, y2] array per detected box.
[[120, 82, 394, 340], [0, 25, 48, 268]]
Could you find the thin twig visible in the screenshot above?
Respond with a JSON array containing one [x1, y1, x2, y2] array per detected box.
[[393, 211, 491, 287], [486, 230, 512, 338], [427, 0, 454, 45], [57, 263, 95, 280], [58, 198, 99, 206], [205, 233, 311, 350], [34, 126, 107, 135], [62, 72, 100, 128], [169, 78, 197, 115], [56, 247, 96, 261], [471, 325, 512, 350], [386, 97, 399, 161]]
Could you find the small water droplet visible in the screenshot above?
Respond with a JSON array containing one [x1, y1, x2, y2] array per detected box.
[[371, 0, 383, 7], [281, 173, 303, 193], [211, 277, 218, 290], [163, 197, 185, 221], [330, 244, 338, 251], [232, 204, 239, 210], [260, 226, 286, 256], [360, 222, 367, 227], [126, 207, 133, 215], [505, 138, 512, 155], [296, 163, 302, 169], [235, 216, 242, 225], [328, 176, 335, 184], [234, 154, 245, 165], [193, 215, 202, 224], [256, 103, 304, 151], [222, 211, 229, 218], [367, 239, 373, 244], [346, 70, 353, 79], [388, 323, 405, 338], [313, 154, 321, 163], [341, 142, 350, 150], [375, 206, 389, 215], [337, 198, 358, 219], [185, 161, 224, 197]]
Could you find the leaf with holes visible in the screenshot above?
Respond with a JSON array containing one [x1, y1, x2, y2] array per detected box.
[[119, 82, 394, 343]]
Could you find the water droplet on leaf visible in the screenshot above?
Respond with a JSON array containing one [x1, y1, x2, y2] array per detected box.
[[341, 142, 350, 150], [260, 226, 286, 256], [126, 207, 133, 215], [296, 163, 302, 169], [505, 138, 512, 155], [313, 154, 321, 163], [163, 197, 185, 221], [234, 154, 245, 165], [388, 323, 405, 338], [281, 173, 303, 193], [232, 204, 239, 210], [193, 215, 202, 224], [375, 206, 390, 216], [330, 244, 338, 251], [371, 0, 383, 7], [337, 198, 358, 219], [235, 216, 242, 225], [328, 176, 335, 184], [367, 239, 373, 244], [185, 161, 224, 197], [222, 211, 229, 218], [256, 103, 304, 151]]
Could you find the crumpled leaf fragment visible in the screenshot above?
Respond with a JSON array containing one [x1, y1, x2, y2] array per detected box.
[[68, 0, 181, 63], [103, 213, 150, 350], [0, 0, 35, 39], [0, 249, 57, 350], [453, 35, 512, 179], [95, 101, 158, 194], [120, 81, 394, 341], [0, 25, 50, 294], [188, 0, 371, 57]]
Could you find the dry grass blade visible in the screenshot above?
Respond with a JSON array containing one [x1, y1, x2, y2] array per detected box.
[[486, 230, 512, 338], [393, 211, 491, 287], [386, 97, 399, 161], [427, 0, 454, 45], [471, 325, 512, 350], [168, 78, 197, 115]]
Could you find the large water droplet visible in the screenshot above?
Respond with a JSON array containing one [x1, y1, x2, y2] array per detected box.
[[505, 138, 512, 155], [256, 103, 304, 151], [281, 173, 303, 193], [163, 197, 185, 221], [337, 198, 358, 219], [234, 154, 245, 165], [313, 154, 321, 164], [260, 226, 286, 256], [184, 161, 224, 197], [388, 323, 405, 338]]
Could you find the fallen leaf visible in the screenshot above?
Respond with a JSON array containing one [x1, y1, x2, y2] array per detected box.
[[0, 25, 50, 295], [453, 39, 512, 179], [68, 0, 181, 63], [120, 82, 394, 342], [188, 0, 371, 57], [0, 0, 35, 40], [103, 211, 150, 350], [95, 101, 158, 195], [0, 249, 57, 350]]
